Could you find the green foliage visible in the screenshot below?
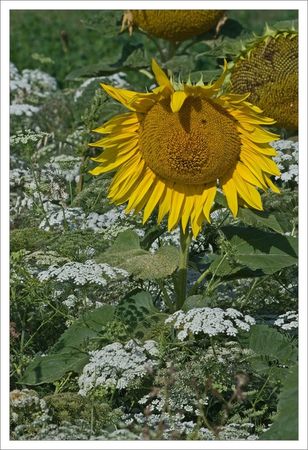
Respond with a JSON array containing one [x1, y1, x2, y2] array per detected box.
[[237, 209, 288, 234], [20, 305, 114, 385], [44, 392, 122, 432], [115, 290, 165, 339], [263, 365, 298, 440], [98, 230, 179, 280], [247, 324, 297, 365], [209, 226, 297, 279], [10, 9, 299, 441]]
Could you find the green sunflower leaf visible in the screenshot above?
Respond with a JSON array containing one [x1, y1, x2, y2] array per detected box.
[[237, 208, 287, 234], [262, 364, 298, 440], [219, 226, 298, 275], [247, 324, 297, 364], [115, 290, 165, 339], [19, 305, 115, 385], [18, 352, 89, 386], [97, 230, 179, 280]]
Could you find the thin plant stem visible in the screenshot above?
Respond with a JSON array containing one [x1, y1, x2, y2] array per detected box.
[[158, 280, 174, 311], [205, 253, 228, 295], [188, 267, 211, 296], [175, 226, 192, 310]]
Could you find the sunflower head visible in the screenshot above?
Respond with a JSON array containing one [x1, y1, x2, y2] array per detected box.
[[90, 60, 281, 237], [122, 10, 225, 42], [229, 27, 298, 130]]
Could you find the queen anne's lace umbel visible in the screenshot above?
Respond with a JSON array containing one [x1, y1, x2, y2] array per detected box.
[[165, 307, 255, 340], [78, 340, 159, 396]]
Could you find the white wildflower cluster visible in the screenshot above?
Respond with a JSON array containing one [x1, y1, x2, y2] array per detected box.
[[274, 310, 298, 330], [124, 411, 257, 440], [78, 340, 159, 396], [39, 203, 141, 236], [165, 308, 256, 340], [10, 63, 57, 112], [10, 104, 40, 117], [10, 129, 51, 146], [139, 391, 208, 418], [37, 260, 128, 286], [44, 154, 82, 183], [271, 140, 298, 184], [74, 73, 127, 102]]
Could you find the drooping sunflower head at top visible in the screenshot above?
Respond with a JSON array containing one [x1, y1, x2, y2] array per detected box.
[[90, 60, 281, 237], [229, 27, 298, 130], [122, 10, 225, 42]]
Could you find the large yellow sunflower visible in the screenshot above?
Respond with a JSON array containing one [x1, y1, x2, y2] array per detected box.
[[90, 60, 280, 237]]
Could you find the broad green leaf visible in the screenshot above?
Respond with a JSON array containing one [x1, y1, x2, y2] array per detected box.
[[247, 324, 297, 364], [123, 246, 179, 280], [52, 305, 115, 353], [220, 226, 298, 275], [66, 43, 148, 80], [66, 62, 122, 80], [165, 54, 196, 75], [20, 305, 115, 385], [115, 290, 164, 339], [237, 209, 287, 234], [183, 295, 207, 311], [123, 48, 149, 69], [19, 352, 89, 386], [98, 230, 179, 280], [263, 365, 298, 440]]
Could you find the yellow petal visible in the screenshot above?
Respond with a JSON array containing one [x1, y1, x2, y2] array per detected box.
[[222, 177, 238, 217], [151, 59, 173, 91], [158, 186, 173, 224], [263, 174, 281, 193], [110, 158, 144, 200], [235, 161, 266, 190], [125, 169, 155, 212], [101, 84, 139, 110], [181, 191, 196, 232], [143, 179, 166, 223], [238, 125, 279, 144], [232, 171, 263, 210], [202, 185, 217, 222], [93, 113, 139, 133], [89, 148, 137, 174], [168, 188, 185, 230], [241, 148, 280, 177], [170, 91, 188, 113], [91, 141, 138, 163]]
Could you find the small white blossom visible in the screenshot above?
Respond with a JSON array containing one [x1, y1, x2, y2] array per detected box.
[[271, 140, 298, 184], [78, 340, 158, 395], [37, 260, 128, 286], [165, 307, 255, 340], [10, 104, 40, 116], [274, 310, 298, 330]]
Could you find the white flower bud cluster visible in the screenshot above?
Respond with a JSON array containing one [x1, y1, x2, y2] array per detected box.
[[271, 140, 298, 184], [274, 310, 298, 330], [165, 307, 255, 340], [78, 340, 159, 396], [37, 260, 128, 286], [38, 203, 140, 236], [10, 63, 57, 99]]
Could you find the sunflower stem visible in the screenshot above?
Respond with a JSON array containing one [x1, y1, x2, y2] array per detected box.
[[175, 226, 192, 310]]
